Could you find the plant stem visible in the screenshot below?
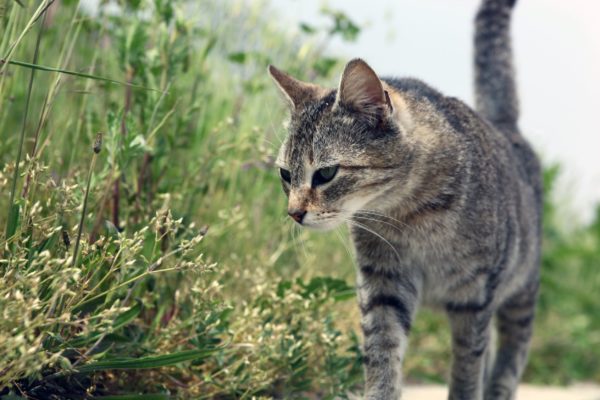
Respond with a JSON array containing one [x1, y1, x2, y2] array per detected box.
[[4, 9, 46, 240], [72, 134, 102, 267], [0, 0, 52, 75]]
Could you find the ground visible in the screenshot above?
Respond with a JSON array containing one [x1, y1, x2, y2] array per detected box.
[[401, 384, 600, 399]]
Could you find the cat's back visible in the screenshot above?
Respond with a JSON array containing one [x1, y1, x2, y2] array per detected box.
[[371, 77, 541, 307], [384, 77, 501, 144], [385, 76, 540, 196]]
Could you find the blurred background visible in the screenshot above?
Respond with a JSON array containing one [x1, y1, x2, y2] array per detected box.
[[0, 0, 598, 398]]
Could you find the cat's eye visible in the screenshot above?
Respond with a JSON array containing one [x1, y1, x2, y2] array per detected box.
[[312, 165, 338, 187], [279, 168, 291, 183]]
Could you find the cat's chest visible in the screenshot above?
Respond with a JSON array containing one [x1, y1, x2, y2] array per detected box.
[[351, 217, 497, 304], [368, 216, 464, 265]]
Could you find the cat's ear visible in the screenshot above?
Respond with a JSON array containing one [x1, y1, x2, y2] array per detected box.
[[268, 65, 325, 110], [336, 58, 392, 117]]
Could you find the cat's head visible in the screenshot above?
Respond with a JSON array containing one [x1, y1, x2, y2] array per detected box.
[[269, 59, 412, 230]]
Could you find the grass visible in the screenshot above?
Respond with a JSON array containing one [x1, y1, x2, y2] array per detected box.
[[0, 0, 599, 398]]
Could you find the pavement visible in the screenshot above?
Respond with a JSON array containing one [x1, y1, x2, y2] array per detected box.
[[401, 384, 600, 399]]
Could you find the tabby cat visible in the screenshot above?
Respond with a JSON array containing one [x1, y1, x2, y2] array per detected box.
[[268, 0, 541, 398]]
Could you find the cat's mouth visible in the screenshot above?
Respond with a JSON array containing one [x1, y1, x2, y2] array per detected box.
[[294, 210, 347, 231]]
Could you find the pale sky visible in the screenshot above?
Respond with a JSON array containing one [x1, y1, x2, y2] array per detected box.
[[275, 0, 600, 223]]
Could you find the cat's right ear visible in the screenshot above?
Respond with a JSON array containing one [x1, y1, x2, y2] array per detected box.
[[268, 65, 324, 110], [336, 59, 391, 118]]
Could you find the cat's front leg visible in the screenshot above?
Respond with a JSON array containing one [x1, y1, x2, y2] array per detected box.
[[358, 264, 420, 400], [446, 306, 494, 400]]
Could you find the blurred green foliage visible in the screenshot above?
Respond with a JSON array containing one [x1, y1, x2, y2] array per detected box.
[[0, 0, 598, 398]]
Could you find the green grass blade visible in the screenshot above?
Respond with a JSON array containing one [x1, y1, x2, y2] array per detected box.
[[0, 395, 26, 400], [0, 0, 51, 73], [5, 203, 20, 240], [1, 59, 163, 92], [113, 300, 143, 328], [333, 289, 356, 302], [75, 348, 221, 372], [36, 230, 59, 253], [67, 300, 142, 348], [4, 16, 45, 242], [93, 395, 170, 400]]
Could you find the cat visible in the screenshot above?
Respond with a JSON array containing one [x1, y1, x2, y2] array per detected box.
[[268, 0, 541, 399]]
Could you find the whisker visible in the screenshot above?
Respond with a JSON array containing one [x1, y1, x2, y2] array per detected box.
[[334, 226, 355, 262], [339, 207, 414, 235], [261, 136, 280, 150], [295, 223, 309, 261], [290, 222, 301, 259], [355, 209, 413, 230], [344, 218, 401, 263], [352, 214, 405, 235]]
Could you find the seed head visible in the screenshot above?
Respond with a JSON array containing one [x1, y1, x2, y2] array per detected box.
[[93, 133, 103, 154]]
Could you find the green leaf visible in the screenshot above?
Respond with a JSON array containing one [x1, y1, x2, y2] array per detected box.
[[154, 0, 174, 24], [276, 280, 292, 298], [68, 300, 143, 347], [113, 300, 143, 329], [299, 22, 317, 34], [227, 52, 247, 64], [125, 0, 143, 11], [322, 8, 361, 42], [36, 230, 59, 253], [297, 276, 354, 300], [2, 59, 161, 92], [5, 203, 20, 240], [199, 36, 217, 63], [75, 348, 220, 372], [313, 57, 338, 78], [129, 134, 150, 152], [333, 289, 356, 302], [105, 220, 120, 238]]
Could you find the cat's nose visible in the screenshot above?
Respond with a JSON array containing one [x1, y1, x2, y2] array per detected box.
[[288, 209, 307, 223]]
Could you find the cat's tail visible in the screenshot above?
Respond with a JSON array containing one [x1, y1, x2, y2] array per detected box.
[[474, 0, 519, 132]]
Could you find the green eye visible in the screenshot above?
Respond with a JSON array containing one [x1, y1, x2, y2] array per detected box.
[[280, 168, 291, 183], [312, 165, 338, 187]]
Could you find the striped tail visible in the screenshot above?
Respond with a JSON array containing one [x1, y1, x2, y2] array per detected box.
[[474, 0, 519, 132]]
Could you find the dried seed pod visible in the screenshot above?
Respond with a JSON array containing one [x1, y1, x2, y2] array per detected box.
[[93, 132, 103, 154]]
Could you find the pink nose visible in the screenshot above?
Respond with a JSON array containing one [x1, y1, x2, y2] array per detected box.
[[288, 209, 306, 223]]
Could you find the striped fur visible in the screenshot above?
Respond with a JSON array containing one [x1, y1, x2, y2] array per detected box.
[[475, 0, 520, 133], [268, 0, 540, 398]]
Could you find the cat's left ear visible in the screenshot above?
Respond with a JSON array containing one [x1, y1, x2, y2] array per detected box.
[[268, 65, 325, 110], [336, 58, 393, 117]]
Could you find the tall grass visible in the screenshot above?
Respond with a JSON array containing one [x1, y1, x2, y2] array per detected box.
[[0, 0, 598, 398]]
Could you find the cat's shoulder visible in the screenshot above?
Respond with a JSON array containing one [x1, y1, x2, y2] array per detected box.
[[382, 77, 445, 105]]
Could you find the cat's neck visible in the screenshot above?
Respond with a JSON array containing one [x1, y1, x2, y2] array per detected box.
[[372, 86, 466, 224]]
